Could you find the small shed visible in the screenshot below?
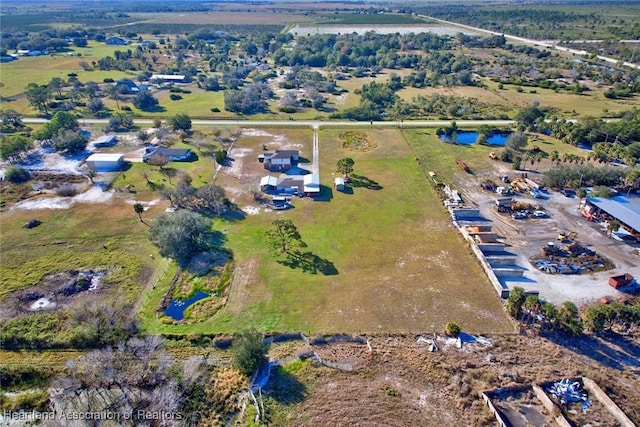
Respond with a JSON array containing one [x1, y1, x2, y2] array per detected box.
[[86, 153, 125, 172], [260, 175, 278, 192], [92, 135, 118, 147], [334, 177, 345, 191]]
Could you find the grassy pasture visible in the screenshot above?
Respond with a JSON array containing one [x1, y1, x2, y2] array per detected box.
[[402, 81, 640, 119], [129, 11, 312, 26], [316, 13, 433, 25], [140, 126, 512, 335], [0, 200, 160, 303], [0, 42, 140, 99]]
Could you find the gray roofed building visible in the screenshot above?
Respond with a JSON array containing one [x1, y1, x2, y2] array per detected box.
[[586, 196, 640, 236], [143, 146, 194, 162]]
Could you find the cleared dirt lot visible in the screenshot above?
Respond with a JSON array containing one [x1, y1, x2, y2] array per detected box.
[[455, 164, 639, 305]]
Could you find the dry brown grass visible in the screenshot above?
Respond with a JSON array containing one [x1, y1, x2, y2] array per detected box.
[[268, 333, 640, 426]]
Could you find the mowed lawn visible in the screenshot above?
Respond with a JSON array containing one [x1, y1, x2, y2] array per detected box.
[[143, 126, 513, 335]]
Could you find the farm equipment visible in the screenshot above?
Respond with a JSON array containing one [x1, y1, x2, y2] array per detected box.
[[557, 231, 577, 243]]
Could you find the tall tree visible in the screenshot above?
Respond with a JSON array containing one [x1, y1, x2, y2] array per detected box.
[[167, 113, 192, 132], [25, 83, 51, 114], [0, 134, 32, 162], [232, 328, 268, 377], [266, 219, 306, 255], [132, 91, 159, 111], [133, 202, 145, 222], [149, 210, 212, 265], [48, 77, 66, 97], [146, 153, 169, 171], [506, 131, 528, 152], [336, 157, 355, 178], [606, 219, 621, 237]]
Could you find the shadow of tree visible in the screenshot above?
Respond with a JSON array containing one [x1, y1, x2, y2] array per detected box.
[[220, 205, 247, 222], [146, 181, 165, 191], [542, 330, 640, 372], [278, 251, 338, 275], [350, 174, 383, 190], [265, 365, 307, 405]]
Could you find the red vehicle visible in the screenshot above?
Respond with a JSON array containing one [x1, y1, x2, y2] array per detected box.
[[608, 273, 634, 289]]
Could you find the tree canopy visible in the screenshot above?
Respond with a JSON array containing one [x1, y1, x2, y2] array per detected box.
[[167, 113, 192, 132], [33, 111, 79, 141], [132, 90, 159, 111], [149, 210, 212, 264], [336, 157, 355, 177], [0, 134, 32, 161], [232, 328, 268, 377], [266, 219, 306, 255]]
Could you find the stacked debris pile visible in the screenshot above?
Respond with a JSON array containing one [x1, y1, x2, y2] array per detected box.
[[547, 379, 592, 413], [531, 240, 613, 274]]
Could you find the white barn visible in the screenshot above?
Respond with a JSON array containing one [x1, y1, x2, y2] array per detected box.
[[86, 153, 125, 172]]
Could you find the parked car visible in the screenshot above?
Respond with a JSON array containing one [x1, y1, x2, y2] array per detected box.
[[512, 211, 528, 220], [533, 210, 547, 218]]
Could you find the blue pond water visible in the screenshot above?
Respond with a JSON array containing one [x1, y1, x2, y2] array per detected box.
[[439, 131, 509, 146], [164, 290, 209, 320]]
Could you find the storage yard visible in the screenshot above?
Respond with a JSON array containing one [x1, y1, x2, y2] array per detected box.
[[452, 167, 639, 305]]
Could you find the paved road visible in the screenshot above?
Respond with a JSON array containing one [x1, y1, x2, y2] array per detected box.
[[420, 14, 640, 70], [311, 124, 320, 174], [23, 117, 517, 129]]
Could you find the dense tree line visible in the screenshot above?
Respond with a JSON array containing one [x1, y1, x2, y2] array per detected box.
[[224, 82, 272, 114], [541, 164, 626, 189], [505, 286, 640, 337]]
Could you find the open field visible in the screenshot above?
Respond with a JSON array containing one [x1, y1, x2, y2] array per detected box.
[[140, 126, 513, 335], [0, 199, 160, 304], [128, 11, 312, 26], [0, 43, 141, 98]]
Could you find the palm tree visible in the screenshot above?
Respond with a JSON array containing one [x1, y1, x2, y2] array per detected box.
[[607, 219, 621, 237], [133, 203, 145, 222], [576, 188, 587, 209]]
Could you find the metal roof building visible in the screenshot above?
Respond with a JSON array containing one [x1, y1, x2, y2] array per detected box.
[[587, 196, 640, 234]]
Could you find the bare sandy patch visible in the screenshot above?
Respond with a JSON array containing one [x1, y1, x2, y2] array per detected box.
[[12, 185, 114, 211]]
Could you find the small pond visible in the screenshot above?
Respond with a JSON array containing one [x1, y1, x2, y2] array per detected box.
[[439, 131, 509, 146], [164, 290, 209, 321]]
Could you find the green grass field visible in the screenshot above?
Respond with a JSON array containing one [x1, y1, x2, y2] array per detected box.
[[0, 201, 159, 303], [0, 42, 139, 99], [140, 127, 513, 335]]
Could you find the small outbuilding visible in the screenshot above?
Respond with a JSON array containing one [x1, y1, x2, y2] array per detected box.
[[86, 153, 125, 172], [260, 175, 278, 192], [303, 174, 320, 197], [334, 177, 345, 191], [91, 135, 118, 147]]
